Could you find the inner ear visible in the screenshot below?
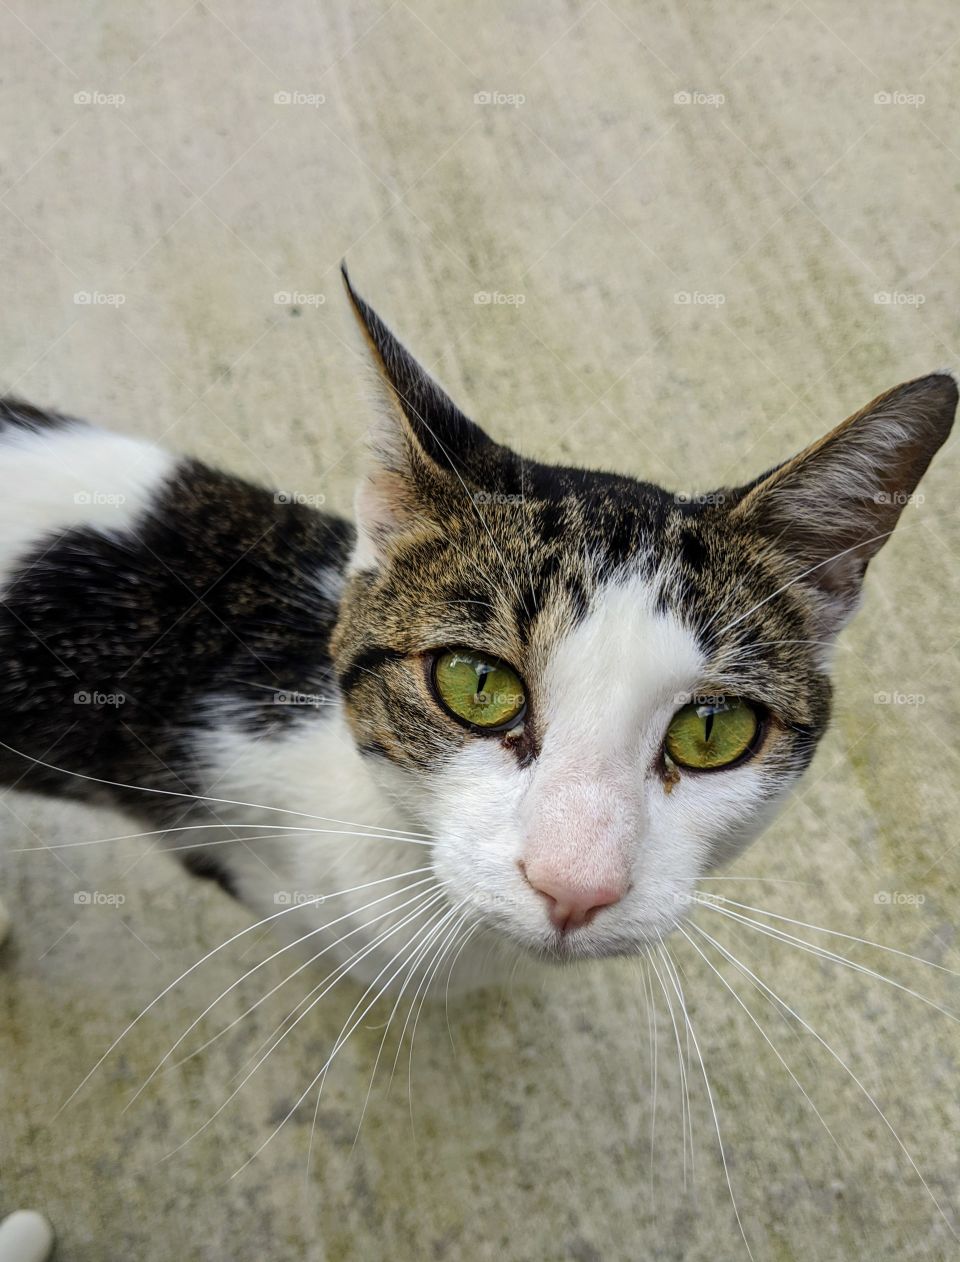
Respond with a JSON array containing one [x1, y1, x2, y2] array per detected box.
[[727, 372, 956, 633]]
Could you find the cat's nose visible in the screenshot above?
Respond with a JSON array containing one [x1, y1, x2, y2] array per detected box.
[[518, 861, 627, 932]]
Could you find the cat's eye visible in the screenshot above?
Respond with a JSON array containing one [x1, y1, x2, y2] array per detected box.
[[431, 649, 526, 732], [664, 697, 761, 771]]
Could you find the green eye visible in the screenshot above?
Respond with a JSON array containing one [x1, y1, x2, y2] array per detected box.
[[664, 697, 761, 770], [432, 649, 526, 731]]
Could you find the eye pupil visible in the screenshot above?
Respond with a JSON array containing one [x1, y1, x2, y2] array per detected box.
[[665, 696, 760, 771], [432, 649, 526, 732]]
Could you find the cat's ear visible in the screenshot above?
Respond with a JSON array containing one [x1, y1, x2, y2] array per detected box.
[[729, 372, 956, 634], [341, 265, 496, 567]]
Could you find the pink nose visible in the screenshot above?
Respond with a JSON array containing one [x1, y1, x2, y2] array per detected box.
[[519, 862, 627, 933]]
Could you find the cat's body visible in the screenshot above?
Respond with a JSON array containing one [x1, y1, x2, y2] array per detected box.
[[0, 271, 955, 992]]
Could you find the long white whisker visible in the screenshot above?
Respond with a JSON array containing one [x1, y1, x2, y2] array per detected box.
[[701, 895, 960, 977], [137, 878, 439, 1097], [677, 923, 842, 1151], [657, 943, 697, 1186], [232, 897, 453, 1178], [655, 942, 754, 1260], [0, 736, 433, 836], [647, 943, 691, 1189], [695, 900, 960, 1026], [12, 821, 432, 853], [163, 892, 450, 1162], [690, 919, 960, 1242], [52, 866, 433, 1118]]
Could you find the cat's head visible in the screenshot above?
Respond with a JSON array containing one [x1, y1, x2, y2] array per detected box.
[[331, 269, 955, 961]]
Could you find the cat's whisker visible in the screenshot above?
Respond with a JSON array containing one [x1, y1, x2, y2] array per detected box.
[[695, 877, 812, 885], [142, 878, 440, 1093], [351, 900, 468, 1148], [444, 918, 484, 1028], [675, 923, 843, 1152], [234, 898, 454, 1179], [162, 892, 450, 1164], [52, 867, 434, 1119], [656, 940, 697, 1187], [655, 941, 755, 1260], [0, 737, 434, 837], [647, 942, 692, 1190], [403, 905, 473, 1119], [693, 900, 960, 1028], [639, 959, 659, 1205], [699, 895, 960, 978], [13, 822, 433, 855], [687, 919, 960, 1243]]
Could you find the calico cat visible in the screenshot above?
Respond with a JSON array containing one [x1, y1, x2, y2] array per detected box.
[[0, 268, 954, 988]]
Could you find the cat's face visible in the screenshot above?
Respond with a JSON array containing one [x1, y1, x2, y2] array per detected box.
[[331, 269, 955, 961]]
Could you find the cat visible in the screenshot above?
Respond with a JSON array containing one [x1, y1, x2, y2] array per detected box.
[[0, 266, 954, 992]]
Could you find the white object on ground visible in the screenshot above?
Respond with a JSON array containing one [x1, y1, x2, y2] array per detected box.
[[0, 1211, 55, 1262]]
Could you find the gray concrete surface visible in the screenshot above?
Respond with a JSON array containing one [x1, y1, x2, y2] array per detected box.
[[1, 2, 959, 1259]]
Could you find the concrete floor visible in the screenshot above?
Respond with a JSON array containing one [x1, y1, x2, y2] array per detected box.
[[2, 2, 959, 1259]]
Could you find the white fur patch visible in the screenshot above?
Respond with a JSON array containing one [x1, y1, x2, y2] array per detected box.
[[0, 421, 175, 579]]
